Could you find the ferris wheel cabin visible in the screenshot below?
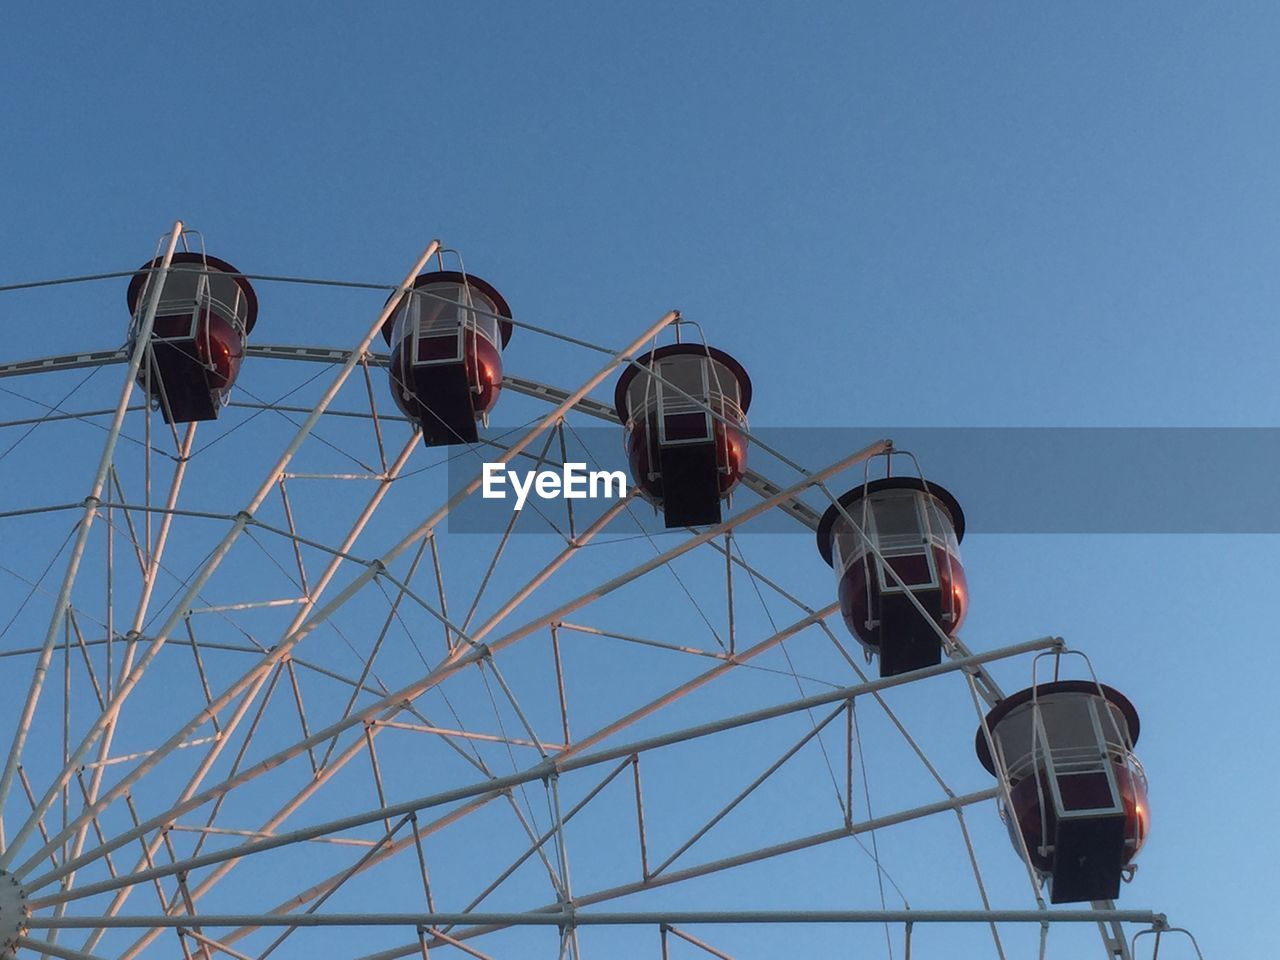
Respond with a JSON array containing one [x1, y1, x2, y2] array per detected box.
[[816, 477, 966, 677], [125, 253, 258, 425], [975, 681, 1149, 904], [381, 271, 513, 447], [613, 344, 751, 528]]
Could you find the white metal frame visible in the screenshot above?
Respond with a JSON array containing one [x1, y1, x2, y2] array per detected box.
[[0, 232, 1190, 960]]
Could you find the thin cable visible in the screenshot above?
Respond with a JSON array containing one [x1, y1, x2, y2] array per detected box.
[[187, 363, 344, 460], [476, 659, 547, 845], [392, 417, 541, 480], [0, 523, 80, 643], [561, 418, 726, 651], [731, 536, 847, 822], [854, 700, 896, 960], [0, 367, 111, 463], [0, 271, 138, 293]]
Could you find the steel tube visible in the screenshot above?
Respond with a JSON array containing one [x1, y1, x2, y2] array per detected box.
[[29, 909, 1165, 929]]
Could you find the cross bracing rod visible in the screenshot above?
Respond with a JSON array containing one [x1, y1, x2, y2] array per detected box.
[[0, 406, 146, 429], [171, 929, 253, 960], [666, 926, 736, 960], [0, 637, 266, 660], [648, 703, 845, 879], [161, 825, 378, 847], [29, 636, 1055, 907], [427, 760, 633, 939]]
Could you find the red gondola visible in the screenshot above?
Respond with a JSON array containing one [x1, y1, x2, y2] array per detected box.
[[381, 271, 513, 447], [816, 477, 966, 677], [613, 344, 751, 527], [126, 253, 258, 424], [975, 680, 1149, 903]]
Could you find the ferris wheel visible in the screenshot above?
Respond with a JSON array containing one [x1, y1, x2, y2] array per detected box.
[[0, 222, 1195, 960]]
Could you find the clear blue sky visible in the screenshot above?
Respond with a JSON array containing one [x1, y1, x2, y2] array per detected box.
[[3, 3, 1275, 956]]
